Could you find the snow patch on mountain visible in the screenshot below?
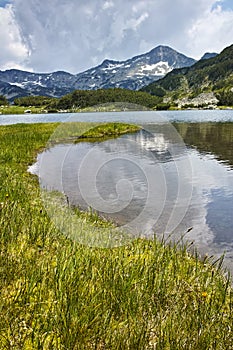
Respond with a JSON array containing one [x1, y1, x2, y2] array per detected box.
[[9, 82, 25, 88], [138, 61, 171, 75], [101, 63, 124, 71]]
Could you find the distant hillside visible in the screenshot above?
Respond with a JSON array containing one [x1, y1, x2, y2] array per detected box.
[[141, 44, 233, 107], [200, 52, 218, 60]]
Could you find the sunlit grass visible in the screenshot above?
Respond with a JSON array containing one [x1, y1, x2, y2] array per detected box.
[[0, 105, 43, 115], [0, 123, 233, 349], [48, 121, 140, 144]]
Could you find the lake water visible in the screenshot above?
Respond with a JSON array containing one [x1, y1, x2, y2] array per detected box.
[[2, 110, 233, 273], [1, 109, 233, 125]]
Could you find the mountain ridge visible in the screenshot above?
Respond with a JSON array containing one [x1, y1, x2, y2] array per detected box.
[[0, 45, 196, 101], [71, 45, 196, 91]]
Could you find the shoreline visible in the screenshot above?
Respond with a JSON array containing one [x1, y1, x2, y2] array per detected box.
[[1, 104, 233, 115]]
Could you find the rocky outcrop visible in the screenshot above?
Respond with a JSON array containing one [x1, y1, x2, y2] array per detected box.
[[176, 92, 219, 108]]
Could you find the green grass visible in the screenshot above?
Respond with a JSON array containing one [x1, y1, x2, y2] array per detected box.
[[0, 105, 43, 115], [46, 122, 140, 145], [80, 122, 140, 138], [0, 122, 233, 349]]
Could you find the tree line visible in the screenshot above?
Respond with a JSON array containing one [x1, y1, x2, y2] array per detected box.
[[11, 88, 161, 110], [0, 95, 9, 106]]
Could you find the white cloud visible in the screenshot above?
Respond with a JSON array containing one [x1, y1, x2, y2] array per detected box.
[[126, 12, 149, 31], [102, 1, 114, 10], [0, 0, 232, 73], [0, 4, 29, 70], [187, 5, 233, 58]]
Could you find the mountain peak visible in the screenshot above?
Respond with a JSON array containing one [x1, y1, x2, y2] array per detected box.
[[71, 46, 196, 91], [149, 45, 176, 52], [200, 52, 218, 60], [0, 45, 197, 101], [100, 59, 120, 67]]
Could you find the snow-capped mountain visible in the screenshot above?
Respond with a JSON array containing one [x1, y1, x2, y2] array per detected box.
[[0, 70, 75, 100], [72, 46, 196, 91], [0, 45, 196, 101]]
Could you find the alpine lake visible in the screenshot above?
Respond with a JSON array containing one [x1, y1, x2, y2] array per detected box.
[[2, 109, 233, 274]]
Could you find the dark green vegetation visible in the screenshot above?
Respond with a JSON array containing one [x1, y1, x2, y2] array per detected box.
[[8, 88, 161, 114], [216, 89, 233, 106], [1, 123, 233, 349], [14, 95, 56, 107], [0, 94, 9, 106], [49, 88, 161, 111], [142, 44, 233, 106]]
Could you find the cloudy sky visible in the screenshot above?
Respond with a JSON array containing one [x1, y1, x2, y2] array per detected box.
[[0, 0, 233, 73]]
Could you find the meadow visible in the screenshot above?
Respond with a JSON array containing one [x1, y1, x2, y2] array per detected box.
[[0, 122, 233, 349]]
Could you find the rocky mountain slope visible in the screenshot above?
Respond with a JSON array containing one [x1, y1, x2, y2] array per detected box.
[[0, 45, 196, 101], [141, 44, 233, 107], [72, 46, 196, 91], [0, 70, 75, 101]]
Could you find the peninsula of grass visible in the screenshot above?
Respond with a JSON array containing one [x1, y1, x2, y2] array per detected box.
[[80, 122, 140, 138], [46, 122, 140, 145], [0, 122, 233, 349]]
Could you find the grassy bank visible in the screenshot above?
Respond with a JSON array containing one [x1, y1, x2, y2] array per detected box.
[[1, 104, 233, 115], [0, 123, 233, 349], [0, 105, 43, 115]]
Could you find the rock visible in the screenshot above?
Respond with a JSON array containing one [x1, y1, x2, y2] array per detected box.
[[176, 92, 219, 108]]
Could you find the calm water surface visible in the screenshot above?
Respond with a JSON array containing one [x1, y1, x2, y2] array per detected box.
[[1, 109, 233, 125], [6, 110, 232, 273], [26, 111, 233, 274]]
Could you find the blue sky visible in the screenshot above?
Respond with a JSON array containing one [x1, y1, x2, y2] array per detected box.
[[214, 0, 233, 10], [0, 0, 233, 73], [222, 0, 233, 10], [0, 0, 11, 7]]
